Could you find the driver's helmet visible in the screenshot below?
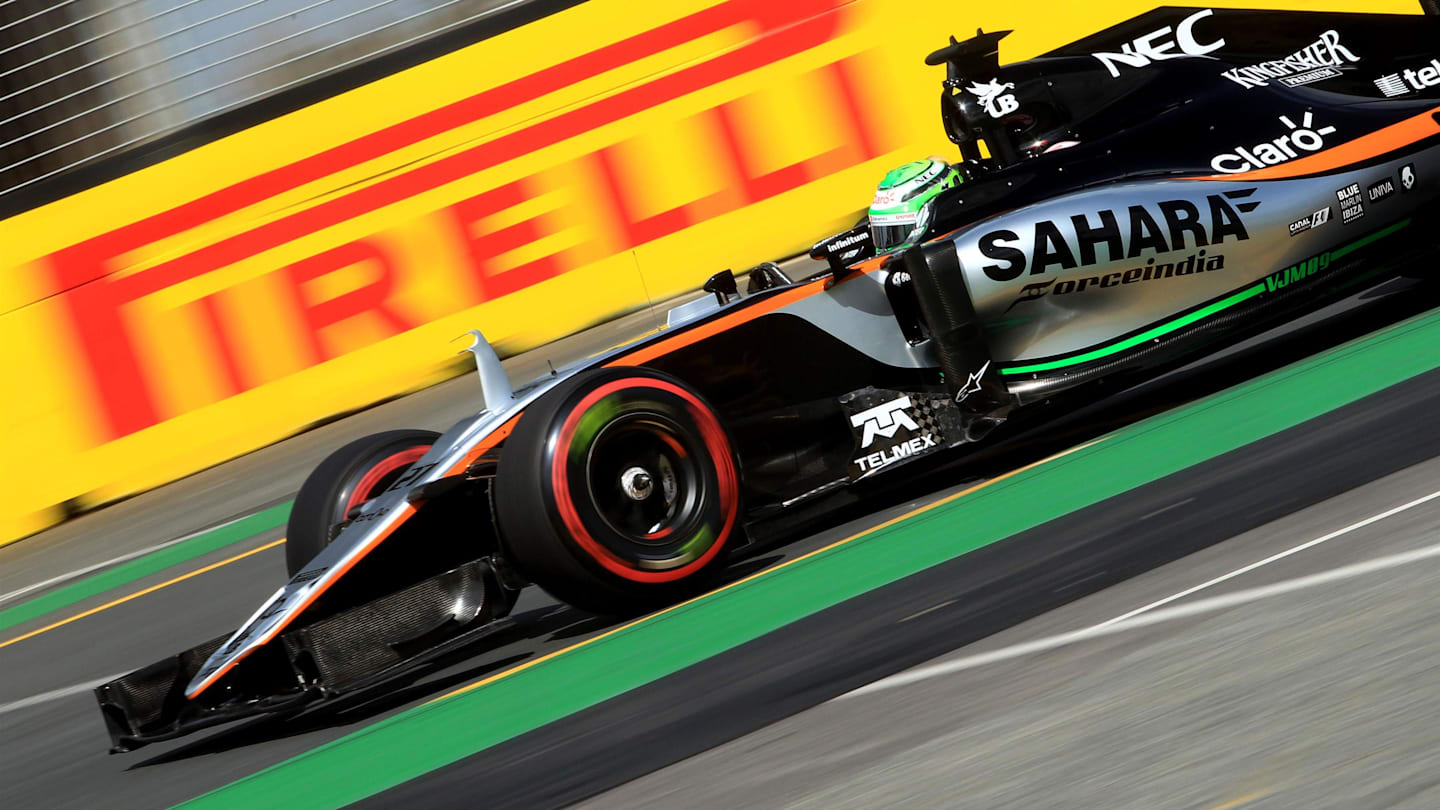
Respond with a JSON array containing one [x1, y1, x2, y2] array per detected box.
[[868, 158, 962, 251]]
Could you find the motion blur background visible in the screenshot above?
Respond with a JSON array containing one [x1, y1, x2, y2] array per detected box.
[[6, 3, 1440, 808], [0, 0, 1413, 545], [0, 0, 529, 198]]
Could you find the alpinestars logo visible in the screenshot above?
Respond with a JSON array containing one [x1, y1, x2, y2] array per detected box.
[[956, 362, 990, 403], [967, 79, 1019, 119], [1210, 112, 1336, 174], [851, 396, 921, 449]]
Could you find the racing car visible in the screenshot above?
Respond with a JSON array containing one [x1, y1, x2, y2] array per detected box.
[[98, 6, 1440, 752]]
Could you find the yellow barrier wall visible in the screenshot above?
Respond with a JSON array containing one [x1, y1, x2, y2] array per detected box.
[[0, 0, 1418, 544]]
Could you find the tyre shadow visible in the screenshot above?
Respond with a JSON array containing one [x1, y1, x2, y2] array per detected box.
[[127, 602, 620, 767], [126, 557, 788, 767]]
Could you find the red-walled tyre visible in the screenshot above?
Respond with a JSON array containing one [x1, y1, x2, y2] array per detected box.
[[285, 429, 439, 577], [495, 368, 741, 614]]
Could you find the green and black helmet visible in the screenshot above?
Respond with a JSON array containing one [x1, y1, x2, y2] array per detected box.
[[867, 158, 962, 251]]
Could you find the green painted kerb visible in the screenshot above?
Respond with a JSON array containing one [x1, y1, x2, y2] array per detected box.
[[181, 302, 1440, 810], [1000, 218, 1413, 376], [0, 502, 291, 637]]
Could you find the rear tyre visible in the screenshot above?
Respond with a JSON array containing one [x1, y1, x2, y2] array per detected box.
[[494, 368, 740, 614], [285, 429, 439, 577]]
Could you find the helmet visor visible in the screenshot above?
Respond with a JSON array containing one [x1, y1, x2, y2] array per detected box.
[[869, 212, 920, 251]]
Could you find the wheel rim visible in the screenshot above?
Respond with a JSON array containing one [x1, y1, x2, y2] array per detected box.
[[584, 414, 704, 544], [335, 444, 430, 523], [549, 377, 739, 582]]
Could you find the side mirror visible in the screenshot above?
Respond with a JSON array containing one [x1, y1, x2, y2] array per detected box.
[[744, 261, 792, 294], [702, 269, 739, 304], [809, 221, 874, 278]]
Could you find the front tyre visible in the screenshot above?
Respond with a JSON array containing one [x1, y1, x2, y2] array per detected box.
[[285, 429, 440, 577], [495, 368, 740, 613]]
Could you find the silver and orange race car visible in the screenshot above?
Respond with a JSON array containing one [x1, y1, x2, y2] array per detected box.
[[98, 6, 1440, 752]]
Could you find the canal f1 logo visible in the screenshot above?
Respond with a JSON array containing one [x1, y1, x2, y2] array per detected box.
[[851, 396, 920, 448]]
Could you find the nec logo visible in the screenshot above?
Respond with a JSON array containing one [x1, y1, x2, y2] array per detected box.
[[851, 396, 920, 448], [1092, 9, 1226, 79]]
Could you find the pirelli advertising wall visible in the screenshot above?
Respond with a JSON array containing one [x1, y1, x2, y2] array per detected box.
[[0, 0, 1418, 545]]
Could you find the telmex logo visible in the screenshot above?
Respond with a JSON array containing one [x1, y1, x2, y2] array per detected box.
[[851, 396, 920, 449], [1092, 9, 1225, 79], [977, 193, 1254, 282], [1374, 58, 1440, 97]]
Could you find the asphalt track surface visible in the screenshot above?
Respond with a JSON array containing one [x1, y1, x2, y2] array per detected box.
[[4, 274, 1440, 809], [584, 453, 1440, 810]]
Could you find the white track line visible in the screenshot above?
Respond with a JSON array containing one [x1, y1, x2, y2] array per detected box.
[[0, 673, 123, 717], [841, 540, 1440, 699], [1095, 487, 1440, 628], [0, 513, 252, 606]]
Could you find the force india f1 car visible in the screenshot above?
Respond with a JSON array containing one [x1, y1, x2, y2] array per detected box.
[[99, 6, 1440, 752]]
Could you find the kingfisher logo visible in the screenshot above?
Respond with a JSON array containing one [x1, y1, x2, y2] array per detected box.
[[1220, 30, 1359, 89], [851, 396, 921, 449]]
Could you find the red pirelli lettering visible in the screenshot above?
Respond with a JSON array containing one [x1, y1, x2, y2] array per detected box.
[[450, 180, 568, 301], [284, 239, 418, 363], [48, 0, 849, 439]]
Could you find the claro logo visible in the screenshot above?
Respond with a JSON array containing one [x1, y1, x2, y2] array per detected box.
[[1092, 9, 1226, 79], [850, 396, 920, 449], [1210, 112, 1337, 174], [977, 192, 1254, 282]]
